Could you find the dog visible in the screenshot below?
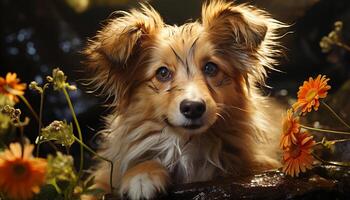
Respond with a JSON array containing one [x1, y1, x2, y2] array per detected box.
[[83, 0, 285, 199]]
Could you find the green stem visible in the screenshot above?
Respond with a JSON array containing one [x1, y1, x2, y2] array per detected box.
[[48, 141, 58, 151], [12, 117, 29, 157], [72, 135, 114, 193], [316, 138, 350, 146], [336, 41, 350, 52], [65, 146, 70, 155], [19, 95, 39, 122], [327, 138, 350, 144], [322, 102, 350, 129], [36, 84, 47, 157], [36, 141, 41, 157], [312, 152, 350, 167], [300, 124, 350, 135], [62, 88, 84, 180], [18, 119, 25, 157], [51, 179, 62, 194]]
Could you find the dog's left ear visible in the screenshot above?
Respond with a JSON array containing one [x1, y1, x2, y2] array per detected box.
[[201, 0, 268, 50], [201, 0, 285, 83]]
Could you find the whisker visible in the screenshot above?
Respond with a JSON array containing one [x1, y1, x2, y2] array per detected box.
[[216, 112, 226, 122], [217, 103, 250, 113], [166, 85, 178, 92], [218, 105, 231, 118], [147, 84, 159, 93], [147, 80, 160, 94], [219, 108, 232, 119]]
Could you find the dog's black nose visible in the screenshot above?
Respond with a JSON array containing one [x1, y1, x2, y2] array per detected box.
[[180, 100, 206, 119]]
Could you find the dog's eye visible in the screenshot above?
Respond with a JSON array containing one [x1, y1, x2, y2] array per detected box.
[[203, 62, 218, 77], [156, 66, 172, 82]]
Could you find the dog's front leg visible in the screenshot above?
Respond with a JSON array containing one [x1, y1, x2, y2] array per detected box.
[[120, 160, 169, 200]]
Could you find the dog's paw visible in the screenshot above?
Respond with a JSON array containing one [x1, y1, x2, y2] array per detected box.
[[120, 161, 169, 200], [120, 173, 165, 199]]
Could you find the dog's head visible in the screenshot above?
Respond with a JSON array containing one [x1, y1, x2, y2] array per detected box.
[[84, 0, 283, 135]]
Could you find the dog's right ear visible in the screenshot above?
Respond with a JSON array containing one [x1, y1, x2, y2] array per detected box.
[[83, 4, 163, 107]]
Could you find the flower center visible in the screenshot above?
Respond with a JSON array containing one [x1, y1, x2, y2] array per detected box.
[[290, 145, 301, 158], [12, 163, 27, 177], [305, 89, 317, 102]]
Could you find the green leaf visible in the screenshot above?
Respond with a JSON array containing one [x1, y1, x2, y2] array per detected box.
[[46, 152, 77, 183]]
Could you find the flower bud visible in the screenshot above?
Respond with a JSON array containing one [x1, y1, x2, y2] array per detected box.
[[39, 120, 75, 147], [29, 81, 43, 93]]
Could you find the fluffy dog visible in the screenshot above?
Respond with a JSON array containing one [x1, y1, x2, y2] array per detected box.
[[84, 0, 285, 199]]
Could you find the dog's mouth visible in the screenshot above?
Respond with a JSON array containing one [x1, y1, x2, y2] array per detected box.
[[164, 118, 203, 130]]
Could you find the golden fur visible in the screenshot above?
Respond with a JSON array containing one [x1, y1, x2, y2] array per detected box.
[[83, 0, 285, 199]]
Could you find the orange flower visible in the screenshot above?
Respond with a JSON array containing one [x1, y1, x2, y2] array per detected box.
[[280, 109, 300, 149], [292, 75, 331, 115], [0, 143, 47, 200], [282, 131, 315, 177], [0, 73, 27, 103]]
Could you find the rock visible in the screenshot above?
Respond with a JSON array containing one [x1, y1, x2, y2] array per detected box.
[[104, 165, 350, 200]]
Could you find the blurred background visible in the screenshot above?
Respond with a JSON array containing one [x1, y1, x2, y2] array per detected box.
[[1, 0, 350, 162]]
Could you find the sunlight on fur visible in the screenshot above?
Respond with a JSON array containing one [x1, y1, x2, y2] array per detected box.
[[83, 0, 287, 199]]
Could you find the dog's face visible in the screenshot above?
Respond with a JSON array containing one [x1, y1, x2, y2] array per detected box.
[[143, 25, 247, 134], [85, 0, 280, 135]]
